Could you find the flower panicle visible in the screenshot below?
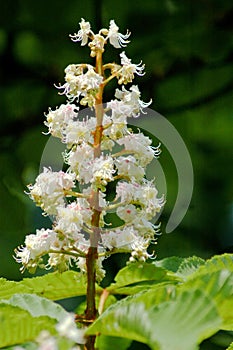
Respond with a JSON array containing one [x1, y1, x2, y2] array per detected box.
[[15, 19, 165, 281]]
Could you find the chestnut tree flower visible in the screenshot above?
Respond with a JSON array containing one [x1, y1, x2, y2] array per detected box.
[[69, 18, 92, 45], [107, 19, 131, 48], [15, 19, 164, 290]]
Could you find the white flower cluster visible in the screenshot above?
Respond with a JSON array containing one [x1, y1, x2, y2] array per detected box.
[[15, 19, 164, 279]]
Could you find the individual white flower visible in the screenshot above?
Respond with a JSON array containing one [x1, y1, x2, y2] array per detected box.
[[14, 246, 31, 268], [44, 103, 78, 139], [107, 20, 130, 48], [65, 117, 95, 146], [107, 99, 131, 119], [56, 313, 86, 343], [114, 85, 152, 117], [65, 143, 94, 183], [116, 52, 145, 84], [24, 229, 57, 259], [55, 202, 84, 237], [92, 155, 116, 187], [14, 229, 57, 271], [133, 216, 160, 236], [101, 226, 137, 250], [81, 65, 103, 90], [28, 168, 75, 215], [115, 181, 140, 203], [130, 236, 152, 263], [115, 180, 164, 218], [66, 64, 103, 96], [58, 64, 103, 102], [116, 204, 138, 222], [115, 155, 145, 181], [69, 18, 92, 45], [140, 180, 165, 217], [117, 132, 159, 166]]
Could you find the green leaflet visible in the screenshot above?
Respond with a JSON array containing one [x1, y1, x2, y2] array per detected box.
[[0, 303, 56, 348], [0, 293, 79, 348], [184, 269, 233, 330], [0, 278, 31, 299], [106, 261, 179, 295], [192, 253, 233, 277], [0, 271, 102, 301], [86, 288, 221, 350], [3, 344, 37, 350], [2, 293, 69, 322], [226, 342, 233, 350], [95, 335, 132, 350], [154, 255, 205, 277]]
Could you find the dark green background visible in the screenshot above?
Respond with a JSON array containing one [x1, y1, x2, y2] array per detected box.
[[0, 1, 233, 348]]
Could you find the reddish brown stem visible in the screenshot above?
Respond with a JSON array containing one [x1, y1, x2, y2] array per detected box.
[[84, 49, 105, 350]]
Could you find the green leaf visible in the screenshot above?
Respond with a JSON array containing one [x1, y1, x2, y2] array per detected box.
[[0, 303, 56, 347], [176, 256, 206, 277], [154, 256, 184, 272], [2, 293, 69, 322], [154, 256, 205, 276], [130, 284, 176, 309], [95, 335, 132, 350], [87, 288, 221, 350], [3, 342, 37, 350], [0, 278, 32, 299], [184, 269, 233, 330], [226, 342, 233, 350], [20, 271, 90, 300], [0, 271, 102, 301], [107, 262, 178, 294], [201, 254, 233, 274]]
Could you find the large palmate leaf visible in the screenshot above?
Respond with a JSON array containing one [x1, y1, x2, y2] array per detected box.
[[0, 271, 102, 301], [87, 288, 221, 350], [0, 303, 56, 348], [107, 262, 179, 295]]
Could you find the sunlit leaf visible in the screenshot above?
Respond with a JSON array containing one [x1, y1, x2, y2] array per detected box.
[[0, 278, 32, 299], [3, 293, 69, 322], [154, 256, 205, 276], [95, 335, 132, 350], [107, 262, 178, 294], [87, 288, 221, 350], [226, 342, 233, 350], [0, 303, 55, 348], [0, 271, 102, 301], [184, 268, 233, 330]]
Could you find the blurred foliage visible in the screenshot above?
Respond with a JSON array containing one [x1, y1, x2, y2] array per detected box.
[[0, 0, 232, 291]]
